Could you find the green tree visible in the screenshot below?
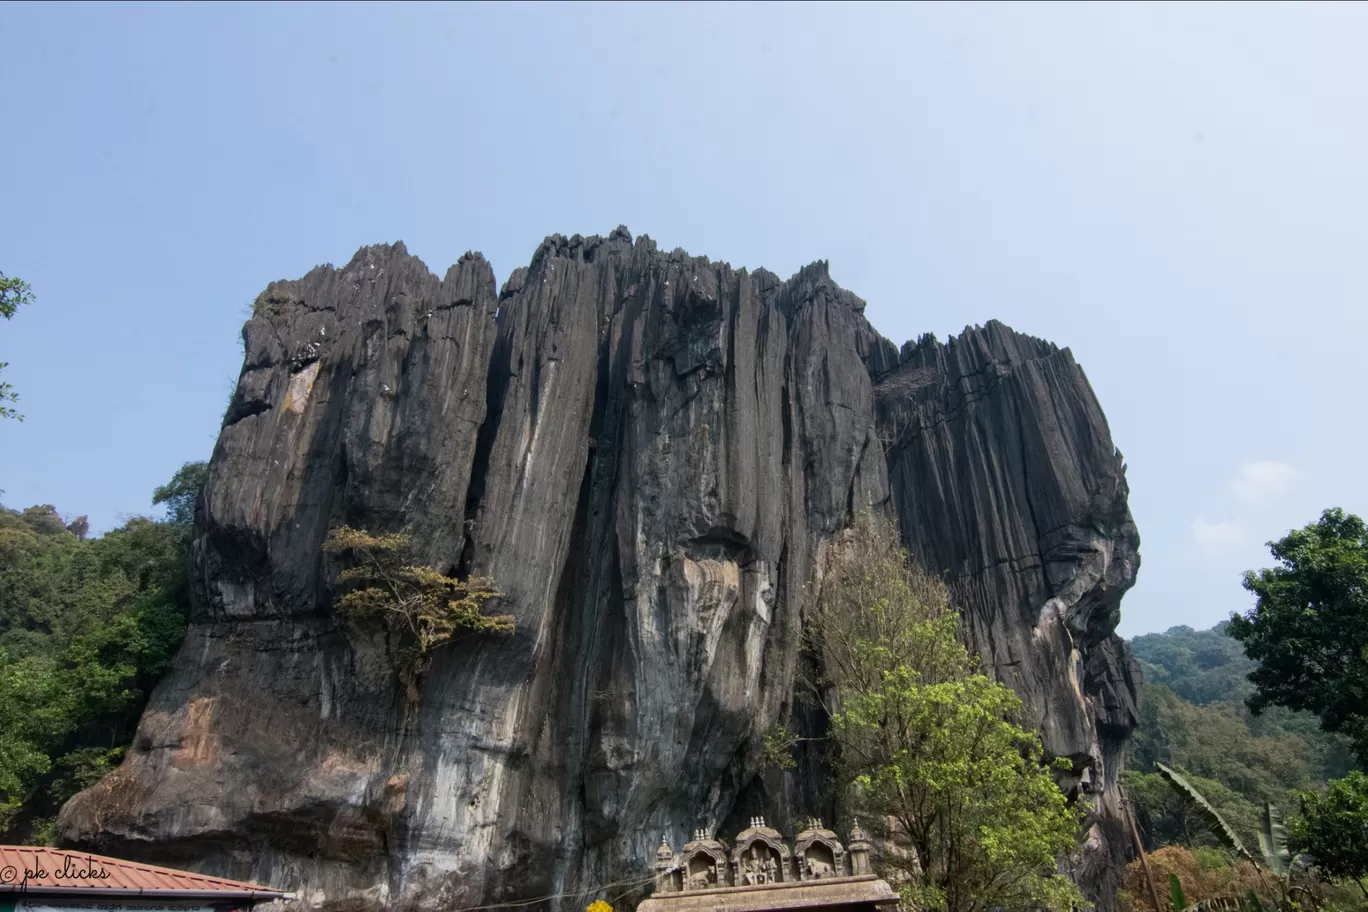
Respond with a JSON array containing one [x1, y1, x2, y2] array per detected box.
[[323, 526, 512, 702], [807, 512, 1083, 912], [0, 467, 196, 841], [1126, 623, 1357, 850], [151, 460, 209, 529], [1228, 509, 1368, 763], [1290, 771, 1368, 899], [0, 271, 35, 421]]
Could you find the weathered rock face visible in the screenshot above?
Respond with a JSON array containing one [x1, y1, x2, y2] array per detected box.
[[59, 229, 1140, 911], [873, 325, 1142, 902]]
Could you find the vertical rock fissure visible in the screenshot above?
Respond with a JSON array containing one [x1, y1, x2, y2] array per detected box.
[[58, 233, 1141, 912]]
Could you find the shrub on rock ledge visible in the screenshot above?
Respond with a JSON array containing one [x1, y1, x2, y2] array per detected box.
[[323, 525, 512, 701]]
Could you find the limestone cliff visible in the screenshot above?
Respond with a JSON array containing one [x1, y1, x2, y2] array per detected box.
[[59, 229, 1141, 911]]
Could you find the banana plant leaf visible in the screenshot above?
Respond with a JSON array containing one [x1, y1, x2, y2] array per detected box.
[[1257, 802, 1291, 879], [1156, 762, 1253, 862], [1182, 896, 1246, 912], [1170, 873, 1188, 912]]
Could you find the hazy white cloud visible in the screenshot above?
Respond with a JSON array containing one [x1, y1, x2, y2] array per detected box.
[[1191, 518, 1247, 552], [1230, 461, 1301, 506]]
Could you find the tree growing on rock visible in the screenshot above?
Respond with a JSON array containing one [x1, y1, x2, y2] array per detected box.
[[322, 526, 512, 702], [805, 511, 1083, 912]]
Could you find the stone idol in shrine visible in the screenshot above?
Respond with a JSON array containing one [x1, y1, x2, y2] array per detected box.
[[639, 818, 899, 912]]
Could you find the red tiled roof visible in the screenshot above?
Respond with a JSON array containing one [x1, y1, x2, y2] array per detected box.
[[0, 845, 288, 898]]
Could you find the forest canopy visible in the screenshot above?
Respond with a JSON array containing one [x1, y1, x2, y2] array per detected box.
[[0, 461, 205, 843], [1124, 622, 1357, 852]]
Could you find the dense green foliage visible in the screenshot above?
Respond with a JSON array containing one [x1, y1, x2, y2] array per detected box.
[[1289, 772, 1368, 896], [0, 462, 205, 842], [1228, 509, 1368, 763], [1125, 624, 1357, 852], [808, 513, 1083, 912], [0, 270, 35, 421], [1153, 762, 1259, 863], [1119, 511, 1368, 912], [1131, 622, 1257, 707]]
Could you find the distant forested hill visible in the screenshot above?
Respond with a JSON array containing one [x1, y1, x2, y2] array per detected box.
[[1123, 622, 1357, 849]]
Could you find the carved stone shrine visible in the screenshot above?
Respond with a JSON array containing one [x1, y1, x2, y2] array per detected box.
[[639, 819, 899, 912]]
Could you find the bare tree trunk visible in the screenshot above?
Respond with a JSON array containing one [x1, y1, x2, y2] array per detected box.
[[1126, 796, 1165, 912]]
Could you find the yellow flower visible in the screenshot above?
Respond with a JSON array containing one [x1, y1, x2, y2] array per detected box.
[[587, 902, 613, 912]]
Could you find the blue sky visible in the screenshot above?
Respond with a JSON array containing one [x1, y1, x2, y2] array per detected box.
[[1, 2, 1364, 637]]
